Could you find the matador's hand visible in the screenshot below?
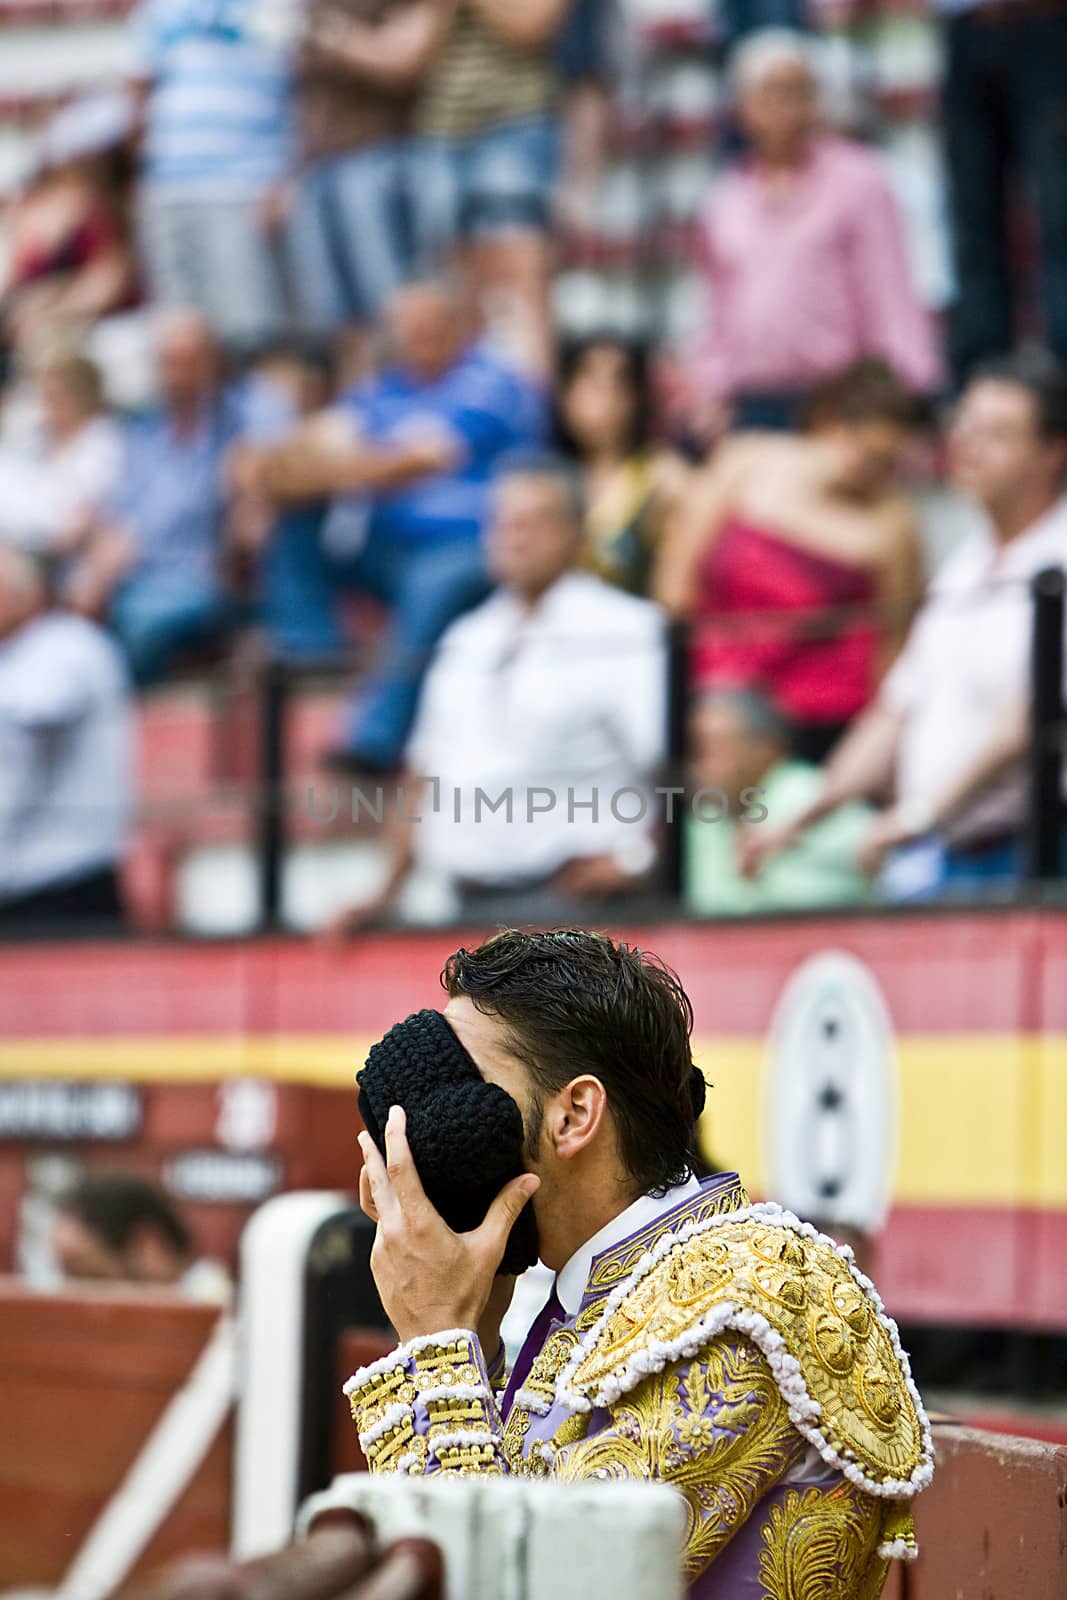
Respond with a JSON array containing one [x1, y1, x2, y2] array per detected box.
[[358, 1106, 539, 1345]]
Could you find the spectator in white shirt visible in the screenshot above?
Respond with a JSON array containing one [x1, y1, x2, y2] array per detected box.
[[0, 351, 121, 556], [0, 543, 131, 931], [744, 351, 1067, 899], [332, 452, 668, 928]]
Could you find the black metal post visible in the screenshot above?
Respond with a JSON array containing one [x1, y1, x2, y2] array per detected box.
[[663, 620, 690, 902], [259, 659, 286, 930], [1025, 566, 1065, 885]]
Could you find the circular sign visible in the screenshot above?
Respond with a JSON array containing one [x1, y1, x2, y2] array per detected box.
[[763, 951, 899, 1232]]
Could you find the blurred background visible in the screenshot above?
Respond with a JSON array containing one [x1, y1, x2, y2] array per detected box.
[[1, 0, 1067, 1584]]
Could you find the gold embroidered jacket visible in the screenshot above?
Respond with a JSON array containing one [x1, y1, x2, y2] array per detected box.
[[344, 1178, 933, 1599]]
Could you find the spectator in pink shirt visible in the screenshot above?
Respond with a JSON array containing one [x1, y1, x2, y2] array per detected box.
[[689, 30, 941, 440]]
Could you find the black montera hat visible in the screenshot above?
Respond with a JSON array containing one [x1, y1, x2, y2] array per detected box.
[[357, 1009, 540, 1276]]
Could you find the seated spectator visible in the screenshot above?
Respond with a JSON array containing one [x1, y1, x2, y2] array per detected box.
[[555, 335, 689, 597], [410, 0, 571, 376], [288, 0, 440, 375], [1, 95, 138, 358], [0, 349, 121, 556], [688, 29, 941, 439], [654, 361, 923, 764], [685, 688, 874, 916], [0, 544, 130, 932], [132, 0, 293, 350], [52, 1172, 231, 1302], [744, 352, 1067, 900], [69, 311, 246, 685], [244, 277, 547, 771], [332, 453, 666, 929]]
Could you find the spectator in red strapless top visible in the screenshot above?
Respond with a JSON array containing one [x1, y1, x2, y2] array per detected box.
[[653, 361, 924, 762]]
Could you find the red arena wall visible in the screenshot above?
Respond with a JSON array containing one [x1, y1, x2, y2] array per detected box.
[[0, 907, 1064, 1331]]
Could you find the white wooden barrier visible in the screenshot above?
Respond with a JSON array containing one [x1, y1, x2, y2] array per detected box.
[[299, 1475, 687, 1600]]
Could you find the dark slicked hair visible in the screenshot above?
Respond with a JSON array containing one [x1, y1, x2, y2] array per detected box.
[[58, 1173, 192, 1258], [441, 928, 701, 1194]]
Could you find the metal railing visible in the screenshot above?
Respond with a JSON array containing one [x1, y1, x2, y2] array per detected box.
[[250, 570, 1067, 932]]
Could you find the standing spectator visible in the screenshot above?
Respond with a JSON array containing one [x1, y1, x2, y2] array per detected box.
[[132, 0, 294, 349], [0, 350, 122, 556], [744, 352, 1067, 899], [654, 362, 923, 763], [332, 454, 667, 930], [411, 0, 571, 375], [0, 544, 130, 932], [942, 0, 1067, 382], [555, 335, 689, 597], [244, 278, 547, 771], [69, 311, 244, 685], [685, 688, 874, 917], [689, 29, 941, 437], [288, 0, 441, 373]]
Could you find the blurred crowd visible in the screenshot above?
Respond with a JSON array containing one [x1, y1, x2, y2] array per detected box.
[[2, 0, 1067, 933]]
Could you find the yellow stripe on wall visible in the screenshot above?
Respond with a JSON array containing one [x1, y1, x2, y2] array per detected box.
[[1, 1032, 1064, 1209], [693, 1034, 1064, 1210]]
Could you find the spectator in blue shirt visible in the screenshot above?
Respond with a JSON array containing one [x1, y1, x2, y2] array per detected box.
[[236, 277, 547, 770], [133, 0, 294, 349], [69, 311, 244, 684]]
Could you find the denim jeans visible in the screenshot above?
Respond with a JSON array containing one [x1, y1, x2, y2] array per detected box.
[[111, 570, 235, 686], [286, 142, 413, 332], [411, 116, 559, 257], [943, 9, 1067, 382], [264, 508, 492, 768]]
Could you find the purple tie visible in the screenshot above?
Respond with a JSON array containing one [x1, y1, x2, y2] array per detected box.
[[501, 1284, 564, 1420]]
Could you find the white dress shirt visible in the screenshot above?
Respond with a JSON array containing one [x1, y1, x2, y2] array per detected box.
[[0, 613, 132, 900], [500, 1175, 702, 1359], [407, 572, 667, 885], [884, 499, 1067, 844]]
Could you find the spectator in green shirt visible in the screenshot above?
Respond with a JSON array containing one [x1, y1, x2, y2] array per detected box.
[[684, 688, 875, 917]]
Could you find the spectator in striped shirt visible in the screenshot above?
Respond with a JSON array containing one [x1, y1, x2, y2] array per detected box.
[[409, 0, 574, 378], [132, 0, 295, 350]]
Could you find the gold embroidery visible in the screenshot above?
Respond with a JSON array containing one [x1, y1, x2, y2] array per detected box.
[[757, 1483, 887, 1600], [435, 1440, 501, 1472], [568, 1219, 926, 1490], [551, 1411, 591, 1450], [501, 1322, 583, 1474], [427, 1401, 491, 1435], [583, 1178, 749, 1296], [553, 1336, 804, 1580], [502, 1401, 532, 1471], [575, 1300, 604, 1333], [878, 1499, 917, 1557], [364, 1415, 417, 1470], [521, 1326, 579, 1403]]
